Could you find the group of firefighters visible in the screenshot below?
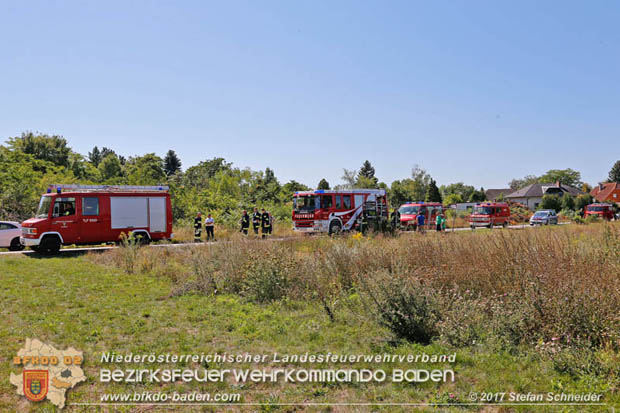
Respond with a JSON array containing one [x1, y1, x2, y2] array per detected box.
[[194, 208, 447, 241], [192, 208, 275, 242], [239, 208, 274, 237]]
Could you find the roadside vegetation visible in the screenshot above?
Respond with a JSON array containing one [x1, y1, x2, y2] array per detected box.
[[86, 222, 620, 409], [1, 221, 618, 411]]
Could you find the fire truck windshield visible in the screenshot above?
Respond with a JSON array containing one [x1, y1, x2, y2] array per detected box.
[[35, 196, 53, 218], [398, 205, 420, 215], [473, 206, 493, 215], [294, 195, 319, 212], [588, 206, 606, 211]]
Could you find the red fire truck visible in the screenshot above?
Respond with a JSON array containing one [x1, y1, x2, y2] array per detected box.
[[584, 203, 615, 220], [397, 201, 444, 230], [292, 189, 388, 234], [21, 184, 173, 254], [469, 202, 511, 229]]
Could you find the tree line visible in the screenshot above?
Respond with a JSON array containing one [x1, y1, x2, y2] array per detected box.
[[1, 132, 618, 223]]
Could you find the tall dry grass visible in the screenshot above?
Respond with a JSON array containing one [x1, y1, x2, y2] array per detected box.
[[89, 223, 620, 352]]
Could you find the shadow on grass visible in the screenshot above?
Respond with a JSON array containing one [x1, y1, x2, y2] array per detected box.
[[24, 248, 110, 259]]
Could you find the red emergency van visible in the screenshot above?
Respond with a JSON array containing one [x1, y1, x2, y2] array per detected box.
[[469, 202, 511, 229], [21, 184, 173, 254], [397, 202, 444, 230], [584, 203, 614, 220]]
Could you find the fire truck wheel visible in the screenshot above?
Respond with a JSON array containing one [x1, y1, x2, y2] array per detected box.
[[328, 221, 342, 236], [40, 235, 61, 255], [133, 231, 151, 245], [9, 237, 25, 251], [502, 221, 509, 228]]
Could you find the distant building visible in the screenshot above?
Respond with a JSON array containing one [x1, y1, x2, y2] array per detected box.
[[485, 188, 513, 201], [505, 181, 583, 210], [591, 182, 620, 206]]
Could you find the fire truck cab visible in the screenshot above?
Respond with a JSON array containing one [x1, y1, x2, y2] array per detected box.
[[292, 189, 388, 234], [20, 184, 173, 254], [584, 203, 614, 220], [397, 202, 443, 230], [469, 202, 511, 229]]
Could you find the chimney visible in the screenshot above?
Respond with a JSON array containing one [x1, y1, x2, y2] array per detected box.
[[599, 182, 605, 190]]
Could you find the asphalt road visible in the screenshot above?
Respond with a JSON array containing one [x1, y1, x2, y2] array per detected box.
[[0, 223, 570, 256]]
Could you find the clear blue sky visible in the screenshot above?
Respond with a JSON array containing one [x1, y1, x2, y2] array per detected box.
[[1, 1, 619, 189]]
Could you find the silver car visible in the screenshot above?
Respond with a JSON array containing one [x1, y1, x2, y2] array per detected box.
[[0, 221, 24, 251], [529, 210, 558, 226]]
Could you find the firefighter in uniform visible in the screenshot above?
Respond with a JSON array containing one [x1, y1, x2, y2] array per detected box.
[[194, 212, 202, 242], [252, 207, 261, 235], [261, 208, 271, 238], [391, 208, 400, 231], [239, 210, 250, 235]]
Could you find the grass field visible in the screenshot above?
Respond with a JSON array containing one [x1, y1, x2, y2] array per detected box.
[[1, 223, 618, 412]]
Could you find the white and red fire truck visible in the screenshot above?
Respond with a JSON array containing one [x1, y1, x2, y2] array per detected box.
[[20, 184, 173, 254], [292, 189, 388, 234]]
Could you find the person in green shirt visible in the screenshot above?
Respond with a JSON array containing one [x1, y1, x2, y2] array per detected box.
[[436, 213, 446, 232]]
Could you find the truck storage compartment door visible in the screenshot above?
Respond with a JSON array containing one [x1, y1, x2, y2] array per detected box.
[[148, 197, 166, 233], [110, 197, 148, 229]]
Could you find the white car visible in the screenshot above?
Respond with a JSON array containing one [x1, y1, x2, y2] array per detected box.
[[0, 221, 24, 251], [529, 210, 558, 226]]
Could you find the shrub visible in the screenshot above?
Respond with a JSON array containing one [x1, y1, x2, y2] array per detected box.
[[357, 271, 441, 344]]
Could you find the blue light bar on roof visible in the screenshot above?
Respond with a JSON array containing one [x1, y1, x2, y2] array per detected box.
[[315, 190, 325, 193]]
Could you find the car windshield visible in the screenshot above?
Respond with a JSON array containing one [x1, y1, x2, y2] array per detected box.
[[398, 205, 420, 215], [35, 196, 53, 218], [473, 206, 493, 215], [534, 211, 549, 217], [294, 195, 319, 212]]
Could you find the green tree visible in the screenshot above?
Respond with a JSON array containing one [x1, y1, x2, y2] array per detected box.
[[509, 175, 538, 190], [425, 179, 442, 202], [561, 194, 575, 211], [88, 146, 102, 167], [439, 182, 475, 201], [184, 158, 232, 188], [443, 193, 463, 206], [98, 153, 123, 181], [317, 178, 330, 190], [282, 180, 310, 195], [575, 194, 593, 212], [609, 160, 620, 183], [7, 132, 71, 168], [408, 165, 431, 201], [539, 168, 583, 188], [540, 194, 562, 211], [389, 179, 415, 207], [125, 154, 165, 185], [164, 150, 182, 176], [468, 187, 486, 202], [340, 169, 357, 189], [357, 160, 377, 184]]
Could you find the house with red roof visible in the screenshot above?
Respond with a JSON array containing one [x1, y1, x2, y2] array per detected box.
[[591, 182, 620, 206]]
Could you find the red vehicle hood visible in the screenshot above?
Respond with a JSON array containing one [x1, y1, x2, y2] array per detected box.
[[21, 218, 47, 227]]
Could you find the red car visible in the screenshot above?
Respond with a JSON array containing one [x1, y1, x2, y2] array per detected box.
[[397, 202, 443, 230], [584, 203, 614, 220], [469, 202, 511, 229], [21, 184, 173, 254]]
